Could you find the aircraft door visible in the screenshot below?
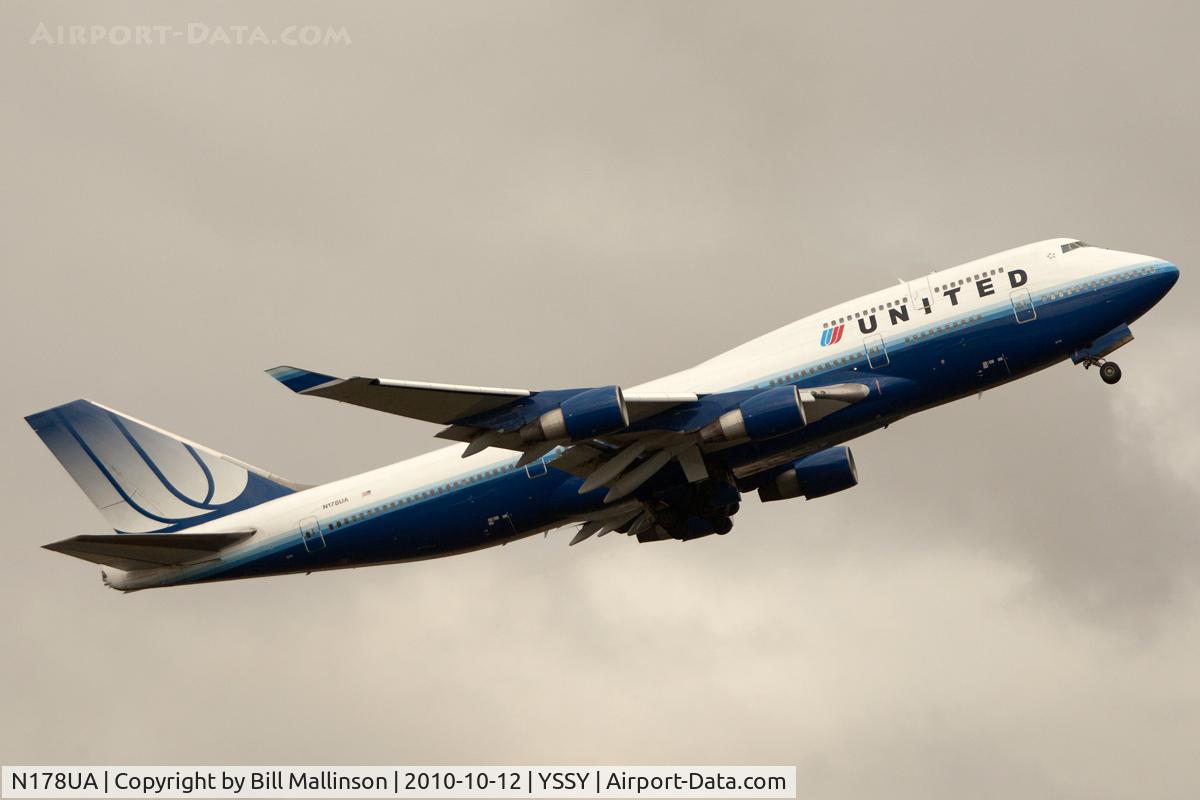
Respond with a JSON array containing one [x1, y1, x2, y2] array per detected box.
[[1010, 288, 1037, 323], [864, 334, 890, 368], [300, 516, 325, 552]]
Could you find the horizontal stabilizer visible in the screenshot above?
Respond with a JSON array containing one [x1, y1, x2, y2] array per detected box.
[[44, 529, 255, 571]]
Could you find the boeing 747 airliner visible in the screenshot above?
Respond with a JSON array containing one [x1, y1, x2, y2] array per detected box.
[[27, 239, 1179, 590]]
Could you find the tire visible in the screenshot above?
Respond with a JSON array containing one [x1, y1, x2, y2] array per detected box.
[[1100, 362, 1122, 385]]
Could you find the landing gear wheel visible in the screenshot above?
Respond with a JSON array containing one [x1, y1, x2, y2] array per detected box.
[[1100, 362, 1122, 385]]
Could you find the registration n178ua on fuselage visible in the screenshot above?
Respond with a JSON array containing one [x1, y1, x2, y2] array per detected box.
[[27, 239, 1179, 590]]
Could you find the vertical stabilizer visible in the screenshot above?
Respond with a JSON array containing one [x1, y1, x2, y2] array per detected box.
[[25, 399, 301, 533]]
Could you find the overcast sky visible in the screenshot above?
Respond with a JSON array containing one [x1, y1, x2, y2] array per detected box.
[[2, 2, 1198, 798]]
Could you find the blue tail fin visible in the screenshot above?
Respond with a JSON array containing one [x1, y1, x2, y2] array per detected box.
[[25, 399, 302, 533]]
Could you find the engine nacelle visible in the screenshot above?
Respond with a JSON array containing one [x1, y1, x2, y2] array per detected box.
[[520, 385, 629, 443], [701, 386, 807, 444], [758, 446, 858, 502]]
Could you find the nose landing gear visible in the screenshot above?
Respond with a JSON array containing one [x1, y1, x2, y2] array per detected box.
[[1081, 356, 1122, 385]]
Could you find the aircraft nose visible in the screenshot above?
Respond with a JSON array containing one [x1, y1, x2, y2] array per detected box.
[[1162, 260, 1180, 288], [1152, 262, 1180, 297], [1148, 259, 1180, 302]]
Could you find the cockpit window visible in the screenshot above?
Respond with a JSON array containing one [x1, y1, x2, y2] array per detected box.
[[1061, 241, 1091, 254]]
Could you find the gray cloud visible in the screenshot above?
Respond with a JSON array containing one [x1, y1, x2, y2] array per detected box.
[[2, 2, 1198, 797]]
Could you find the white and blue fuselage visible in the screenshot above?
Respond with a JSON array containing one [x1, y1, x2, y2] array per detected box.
[[27, 239, 1179, 590]]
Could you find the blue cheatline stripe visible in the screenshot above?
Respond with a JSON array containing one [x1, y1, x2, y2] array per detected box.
[[185, 444, 216, 504], [106, 411, 219, 511]]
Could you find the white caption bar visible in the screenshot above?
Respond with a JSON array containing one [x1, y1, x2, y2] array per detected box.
[[2, 767, 795, 799]]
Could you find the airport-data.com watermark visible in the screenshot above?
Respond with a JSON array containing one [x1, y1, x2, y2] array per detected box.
[[29, 22, 352, 47]]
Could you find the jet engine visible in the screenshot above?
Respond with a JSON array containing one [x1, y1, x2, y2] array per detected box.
[[520, 385, 630, 444], [758, 446, 858, 502], [700, 386, 807, 444]]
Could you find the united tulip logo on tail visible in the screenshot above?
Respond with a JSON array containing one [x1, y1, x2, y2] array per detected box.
[[820, 324, 845, 347]]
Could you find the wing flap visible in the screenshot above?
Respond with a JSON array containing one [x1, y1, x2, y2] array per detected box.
[[44, 529, 255, 571]]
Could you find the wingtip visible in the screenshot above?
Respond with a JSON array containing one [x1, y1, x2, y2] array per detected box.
[[265, 365, 339, 394]]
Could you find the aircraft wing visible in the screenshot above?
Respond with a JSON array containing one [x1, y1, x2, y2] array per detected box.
[[44, 529, 255, 571], [268, 365, 868, 503], [266, 366, 695, 427], [266, 367, 534, 424]]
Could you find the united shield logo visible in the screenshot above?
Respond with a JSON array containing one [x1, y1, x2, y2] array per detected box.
[[820, 324, 845, 347]]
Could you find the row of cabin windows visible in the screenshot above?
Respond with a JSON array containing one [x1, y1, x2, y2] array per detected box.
[[326, 463, 523, 530], [768, 354, 858, 385], [903, 314, 984, 343], [823, 297, 908, 329], [823, 263, 1018, 329], [935, 266, 1004, 293], [1039, 266, 1153, 304], [329, 500, 401, 529]]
